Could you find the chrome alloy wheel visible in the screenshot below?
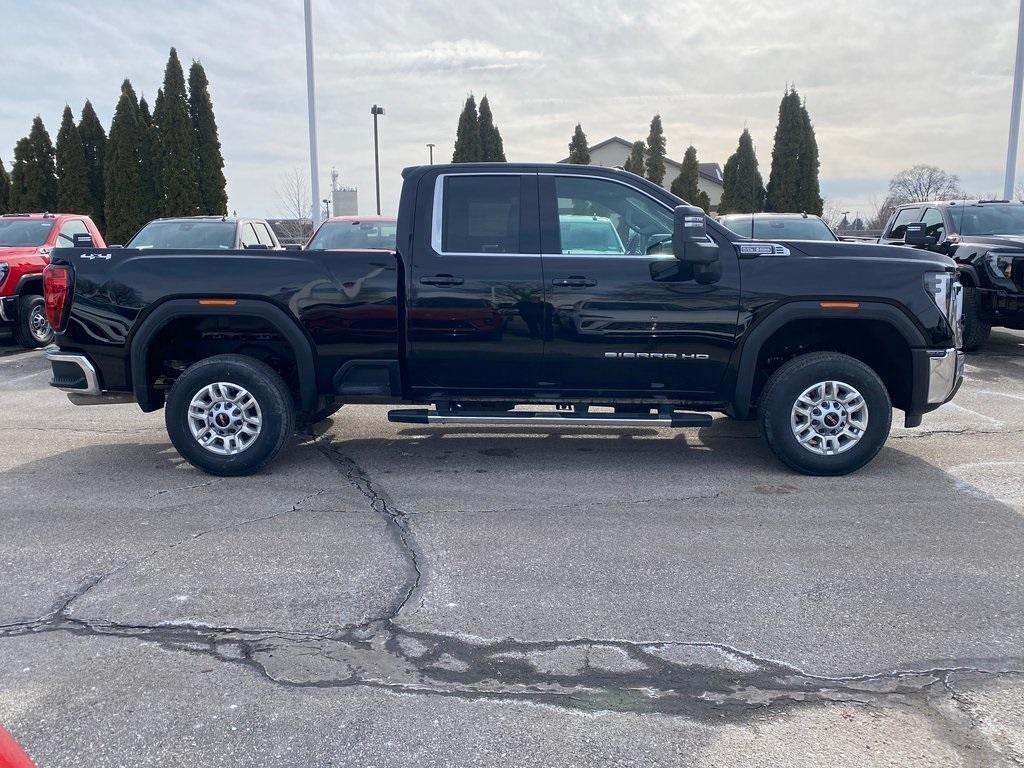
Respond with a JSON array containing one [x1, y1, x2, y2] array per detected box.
[[790, 380, 868, 456], [29, 304, 51, 343], [187, 382, 262, 456]]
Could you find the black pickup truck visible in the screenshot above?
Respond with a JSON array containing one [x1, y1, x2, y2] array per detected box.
[[43, 163, 964, 477], [879, 199, 1024, 350]]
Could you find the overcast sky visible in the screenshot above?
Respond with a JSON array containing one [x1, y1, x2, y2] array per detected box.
[[3, 0, 1021, 221]]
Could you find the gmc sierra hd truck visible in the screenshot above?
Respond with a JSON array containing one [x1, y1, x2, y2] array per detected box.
[[43, 163, 964, 477]]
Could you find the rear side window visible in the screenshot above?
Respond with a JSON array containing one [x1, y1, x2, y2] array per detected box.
[[442, 176, 521, 254], [888, 207, 922, 239]]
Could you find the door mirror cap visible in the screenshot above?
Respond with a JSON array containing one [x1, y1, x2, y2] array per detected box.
[[904, 221, 937, 247], [71, 233, 94, 248], [672, 205, 719, 268]]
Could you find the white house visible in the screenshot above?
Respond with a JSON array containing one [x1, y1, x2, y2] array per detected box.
[[559, 136, 724, 211]]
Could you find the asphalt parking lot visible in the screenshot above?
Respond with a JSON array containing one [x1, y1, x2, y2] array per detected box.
[[1, 330, 1023, 767]]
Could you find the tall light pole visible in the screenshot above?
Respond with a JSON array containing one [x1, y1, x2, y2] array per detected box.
[[371, 105, 385, 215], [426, 143, 435, 165], [303, 0, 322, 227], [1005, 0, 1024, 200]]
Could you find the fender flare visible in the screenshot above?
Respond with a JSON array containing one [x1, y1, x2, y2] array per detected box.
[[729, 300, 927, 419], [129, 298, 318, 413]]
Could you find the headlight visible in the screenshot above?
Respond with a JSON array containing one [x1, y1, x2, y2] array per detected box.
[[924, 271, 963, 346], [985, 251, 1014, 282]]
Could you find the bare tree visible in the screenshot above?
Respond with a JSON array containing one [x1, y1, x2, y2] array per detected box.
[[887, 164, 963, 203], [820, 200, 848, 229], [274, 167, 312, 243]]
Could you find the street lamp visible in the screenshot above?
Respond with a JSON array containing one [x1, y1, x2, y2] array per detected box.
[[426, 143, 435, 165], [303, 0, 322, 228], [371, 105, 385, 215]]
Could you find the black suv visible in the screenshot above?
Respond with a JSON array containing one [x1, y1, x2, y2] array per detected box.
[[880, 200, 1024, 350]]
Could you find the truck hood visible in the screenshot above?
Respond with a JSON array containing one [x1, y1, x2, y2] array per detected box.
[[0, 246, 41, 260], [780, 239, 955, 269]]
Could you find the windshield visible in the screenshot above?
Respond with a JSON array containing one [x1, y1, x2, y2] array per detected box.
[[719, 216, 837, 241], [0, 219, 54, 247], [309, 220, 397, 250], [128, 220, 235, 249], [950, 205, 1024, 236]]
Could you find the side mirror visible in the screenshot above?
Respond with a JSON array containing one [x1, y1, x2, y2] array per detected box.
[[904, 221, 936, 247], [72, 233, 94, 248], [672, 205, 721, 283]]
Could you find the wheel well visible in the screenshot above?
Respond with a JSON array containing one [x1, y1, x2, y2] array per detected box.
[[143, 315, 300, 408], [17, 275, 42, 297], [750, 318, 913, 411]]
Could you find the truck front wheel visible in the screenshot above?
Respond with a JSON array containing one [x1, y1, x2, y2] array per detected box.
[[14, 295, 54, 348], [165, 354, 295, 477], [961, 286, 991, 352], [759, 352, 891, 476]]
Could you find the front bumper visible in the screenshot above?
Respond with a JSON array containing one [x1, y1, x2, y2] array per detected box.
[[926, 348, 964, 405], [0, 296, 16, 324]]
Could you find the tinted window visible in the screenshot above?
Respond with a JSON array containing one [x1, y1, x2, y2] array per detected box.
[[128, 221, 236, 249], [950, 204, 1024, 235], [240, 223, 260, 248], [57, 219, 89, 245], [920, 208, 945, 241], [719, 216, 836, 241], [255, 222, 276, 247], [553, 176, 673, 255], [888, 207, 922, 239], [0, 219, 54, 247], [442, 176, 521, 254], [310, 220, 398, 250]]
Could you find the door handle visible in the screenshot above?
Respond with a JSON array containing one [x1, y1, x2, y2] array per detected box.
[[420, 274, 464, 286], [552, 276, 597, 287]]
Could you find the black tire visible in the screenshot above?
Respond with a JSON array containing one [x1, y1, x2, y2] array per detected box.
[[961, 286, 991, 352], [759, 352, 891, 476], [165, 354, 295, 477], [13, 295, 54, 348]]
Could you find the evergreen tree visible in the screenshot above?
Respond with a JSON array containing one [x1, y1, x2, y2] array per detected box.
[[477, 95, 506, 162], [670, 145, 701, 202], [9, 117, 57, 212], [137, 97, 160, 221], [78, 100, 107, 229], [798, 99, 823, 215], [695, 190, 711, 213], [104, 79, 146, 244], [719, 128, 765, 215], [567, 124, 590, 164], [188, 60, 228, 214], [55, 106, 90, 213], [156, 48, 199, 216], [452, 95, 482, 163], [766, 88, 805, 212], [623, 140, 646, 175], [0, 155, 11, 214], [645, 114, 666, 185]]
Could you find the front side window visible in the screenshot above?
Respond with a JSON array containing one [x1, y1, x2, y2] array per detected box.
[[56, 219, 89, 245], [442, 176, 522, 254], [0, 219, 54, 247], [128, 221, 235, 249], [920, 208, 945, 241], [239, 223, 261, 248], [888, 207, 922, 239], [553, 176, 673, 255], [255, 222, 276, 246]]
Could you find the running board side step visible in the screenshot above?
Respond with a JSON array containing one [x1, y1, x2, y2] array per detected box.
[[387, 409, 713, 428]]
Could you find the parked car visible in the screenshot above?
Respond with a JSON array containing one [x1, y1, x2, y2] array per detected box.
[[879, 200, 1024, 350], [717, 213, 838, 241], [126, 216, 281, 250], [44, 163, 963, 477], [0, 212, 105, 347], [305, 215, 397, 250]]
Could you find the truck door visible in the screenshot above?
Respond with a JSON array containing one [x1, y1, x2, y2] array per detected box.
[[539, 173, 740, 397], [407, 172, 545, 394]]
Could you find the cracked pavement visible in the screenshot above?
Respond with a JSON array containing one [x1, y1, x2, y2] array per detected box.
[[1, 329, 1024, 766]]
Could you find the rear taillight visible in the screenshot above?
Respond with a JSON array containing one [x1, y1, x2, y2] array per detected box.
[[43, 263, 72, 332]]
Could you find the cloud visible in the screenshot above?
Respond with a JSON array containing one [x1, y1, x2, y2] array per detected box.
[[323, 40, 544, 72]]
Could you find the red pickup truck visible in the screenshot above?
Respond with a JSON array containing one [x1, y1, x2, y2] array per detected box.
[[1, 212, 105, 347]]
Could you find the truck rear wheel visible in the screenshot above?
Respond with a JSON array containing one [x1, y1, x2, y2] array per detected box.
[[759, 352, 891, 476], [165, 354, 295, 477], [961, 286, 991, 352], [13, 295, 54, 348]]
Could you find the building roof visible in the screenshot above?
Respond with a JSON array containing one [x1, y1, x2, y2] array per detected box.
[[560, 136, 724, 186]]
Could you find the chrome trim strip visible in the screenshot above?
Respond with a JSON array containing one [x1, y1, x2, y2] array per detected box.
[[45, 349, 101, 396]]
